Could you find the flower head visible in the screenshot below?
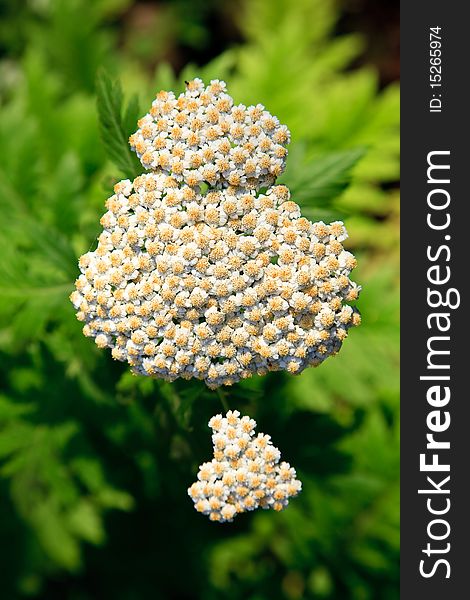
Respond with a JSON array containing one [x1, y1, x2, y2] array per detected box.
[[129, 79, 290, 190], [188, 411, 301, 522], [72, 77, 361, 387], [70, 173, 361, 388]]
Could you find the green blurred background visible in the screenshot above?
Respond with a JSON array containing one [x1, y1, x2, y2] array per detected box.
[[0, 0, 399, 598]]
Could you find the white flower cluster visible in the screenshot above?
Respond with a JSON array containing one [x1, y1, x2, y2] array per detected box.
[[70, 170, 361, 388], [129, 79, 290, 189], [188, 410, 302, 522], [71, 78, 360, 387]]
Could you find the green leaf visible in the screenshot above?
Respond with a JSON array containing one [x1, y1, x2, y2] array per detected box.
[[123, 93, 140, 142], [282, 145, 367, 207], [30, 502, 81, 570], [68, 500, 105, 545], [0, 396, 34, 420], [0, 421, 33, 459], [95, 70, 141, 179]]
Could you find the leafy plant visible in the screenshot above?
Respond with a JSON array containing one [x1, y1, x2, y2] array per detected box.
[[0, 0, 399, 598]]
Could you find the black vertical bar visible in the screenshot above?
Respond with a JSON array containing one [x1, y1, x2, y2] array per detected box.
[[401, 1, 468, 597]]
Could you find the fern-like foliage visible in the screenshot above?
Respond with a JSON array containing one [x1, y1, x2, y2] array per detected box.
[[96, 70, 142, 180], [0, 0, 399, 598]]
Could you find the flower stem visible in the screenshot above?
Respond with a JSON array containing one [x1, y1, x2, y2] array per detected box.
[[216, 387, 229, 412]]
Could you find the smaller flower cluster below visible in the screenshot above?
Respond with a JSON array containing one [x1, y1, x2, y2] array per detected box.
[[188, 410, 302, 522]]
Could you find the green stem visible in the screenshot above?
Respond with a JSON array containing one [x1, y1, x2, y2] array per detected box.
[[216, 387, 229, 413]]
